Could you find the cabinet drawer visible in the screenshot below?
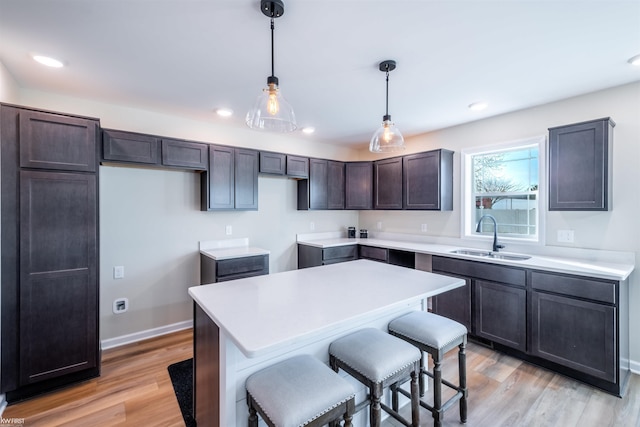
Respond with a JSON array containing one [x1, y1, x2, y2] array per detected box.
[[323, 246, 357, 261], [216, 255, 268, 279], [359, 245, 388, 262], [531, 271, 616, 304], [432, 256, 526, 287]]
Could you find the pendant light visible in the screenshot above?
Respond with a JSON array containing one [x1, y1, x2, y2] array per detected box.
[[369, 60, 405, 153], [246, 0, 297, 132]]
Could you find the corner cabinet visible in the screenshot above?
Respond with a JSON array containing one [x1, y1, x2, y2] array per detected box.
[[201, 145, 258, 211], [548, 118, 614, 211], [1, 104, 100, 402]]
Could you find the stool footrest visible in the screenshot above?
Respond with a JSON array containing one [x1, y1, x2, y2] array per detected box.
[[395, 385, 464, 414], [380, 402, 413, 427], [422, 369, 462, 392]]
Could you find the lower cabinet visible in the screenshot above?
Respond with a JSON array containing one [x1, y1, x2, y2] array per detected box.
[[474, 280, 526, 352], [430, 274, 472, 333], [297, 244, 357, 269], [200, 254, 269, 284]]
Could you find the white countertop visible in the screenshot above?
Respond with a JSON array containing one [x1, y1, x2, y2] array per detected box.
[[296, 233, 634, 281], [188, 259, 465, 358], [199, 238, 270, 260]]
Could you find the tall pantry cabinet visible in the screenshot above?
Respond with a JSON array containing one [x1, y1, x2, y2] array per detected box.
[[1, 104, 100, 402]]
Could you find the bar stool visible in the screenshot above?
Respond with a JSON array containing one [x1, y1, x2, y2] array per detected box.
[[246, 354, 356, 427], [388, 311, 468, 427], [328, 328, 421, 427]]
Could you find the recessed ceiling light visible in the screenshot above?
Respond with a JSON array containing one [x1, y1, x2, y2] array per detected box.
[[215, 108, 233, 117], [468, 102, 488, 111], [301, 127, 315, 135], [627, 54, 640, 66], [32, 55, 64, 68]]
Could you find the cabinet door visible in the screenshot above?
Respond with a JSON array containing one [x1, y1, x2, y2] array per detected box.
[[327, 161, 345, 209], [102, 129, 159, 165], [259, 151, 286, 175], [203, 145, 235, 210], [286, 155, 309, 178], [234, 148, 259, 210], [309, 158, 328, 210], [531, 291, 615, 381], [548, 118, 613, 211], [19, 170, 98, 385], [431, 273, 472, 333], [474, 280, 526, 351], [345, 162, 373, 210], [161, 138, 208, 170], [374, 157, 403, 209], [19, 110, 97, 172], [403, 150, 453, 210]]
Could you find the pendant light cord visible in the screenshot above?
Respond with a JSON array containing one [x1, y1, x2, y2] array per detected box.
[[270, 18, 275, 78], [385, 68, 390, 117]]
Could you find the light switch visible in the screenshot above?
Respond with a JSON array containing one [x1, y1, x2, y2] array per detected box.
[[114, 265, 124, 279]]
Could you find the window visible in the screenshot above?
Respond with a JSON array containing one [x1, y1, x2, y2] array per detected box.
[[462, 136, 545, 244]]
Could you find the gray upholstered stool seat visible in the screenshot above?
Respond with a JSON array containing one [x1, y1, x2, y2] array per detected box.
[[246, 354, 356, 427], [388, 311, 468, 427], [329, 328, 421, 427]]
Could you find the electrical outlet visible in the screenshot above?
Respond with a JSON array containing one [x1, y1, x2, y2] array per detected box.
[[557, 229, 575, 243], [377, 221, 382, 230], [225, 225, 232, 235], [421, 224, 428, 232], [113, 265, 124, 279], [113, 298, 129, 314], [310, 222, 315, 231]]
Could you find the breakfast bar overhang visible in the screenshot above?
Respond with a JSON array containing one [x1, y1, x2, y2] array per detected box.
[[189, 259, 466, 427]]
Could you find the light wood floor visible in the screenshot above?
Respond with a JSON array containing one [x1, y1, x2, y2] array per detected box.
[[3, 329, 640, 426]]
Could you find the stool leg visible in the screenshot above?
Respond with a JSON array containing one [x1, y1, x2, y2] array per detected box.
[[248, 398, 258, 427], [343, 411, 353, 427], [433, 357, 443, 427], [459, 342, 468, 424], [391, 382, 399, 411], [419, 352, 426, 397], [410, 367, 420, 427], [370, 384, 383, 427]]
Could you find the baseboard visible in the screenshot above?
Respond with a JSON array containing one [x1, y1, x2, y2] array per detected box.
[[101, 320, 193, 351], [630, 359, 640, 375]]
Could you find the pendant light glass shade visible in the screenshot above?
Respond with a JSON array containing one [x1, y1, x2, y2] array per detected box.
[[246, 80, 297, 132], [370, 60, 405, 153], [246, 0, 297, 133], [370, 116, 405, 152]]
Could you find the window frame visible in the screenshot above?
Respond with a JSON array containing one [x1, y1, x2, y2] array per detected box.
[[461, 135, 546, 246]]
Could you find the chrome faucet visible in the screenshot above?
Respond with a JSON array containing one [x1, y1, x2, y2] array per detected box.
[[476, 214, 505, 252]]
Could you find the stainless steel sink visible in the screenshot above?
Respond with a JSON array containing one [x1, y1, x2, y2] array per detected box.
[[450, 249, 531, 261]]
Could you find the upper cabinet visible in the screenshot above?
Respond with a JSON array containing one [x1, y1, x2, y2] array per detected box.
[[403, 149, 454, 210], [373, 157, 403, 210], [19, 110, 98, 172], [102, 129, 207, 170], [298, 159, 345, 210], [548, 118, 614, 211], [286, 155, 309, 178], [345, 162, 373, 210], [201, 145, 258, 211], [259, 151, 286, 175]]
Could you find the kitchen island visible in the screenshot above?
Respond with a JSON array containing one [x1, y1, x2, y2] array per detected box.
[[189, 259, 465, 427]]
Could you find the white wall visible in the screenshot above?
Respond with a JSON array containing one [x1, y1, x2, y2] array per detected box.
[[358, 81, 640, 365], [0, 62, 19, 104]]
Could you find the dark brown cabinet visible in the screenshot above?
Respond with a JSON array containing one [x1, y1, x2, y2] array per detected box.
[[200, 254, 269, 283], [403, 149, 453, 210], [1, 105, 100, 402], [259, 151, 286, 175], [297, 245, 357, 269], [430, 272, 472, 333], [530, 271, 619, 385], [201, 145, 258, 211], [297, 159, 345, 210], [102, 129, 207, 170], [374, 157, 403, 210], [345, 162, 373, 210], [548, 118, 614, 211], [286, 155, 309, 178]]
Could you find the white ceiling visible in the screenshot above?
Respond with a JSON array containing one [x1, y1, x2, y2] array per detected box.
[[1, 0, 639, 148]]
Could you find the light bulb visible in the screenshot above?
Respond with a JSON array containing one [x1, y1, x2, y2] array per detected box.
[[266, 83, 279, 116], [382, 124, 393, 142]]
